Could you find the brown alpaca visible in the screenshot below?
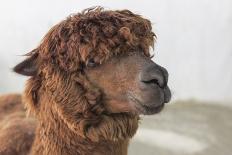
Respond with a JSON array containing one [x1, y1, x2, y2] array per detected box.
[[1, 7, 171, 155], [0, 94, 36, 155]]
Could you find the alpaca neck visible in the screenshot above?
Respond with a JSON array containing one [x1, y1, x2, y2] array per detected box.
[[28, 93, 139, 155], [30, 114, 132, 155]]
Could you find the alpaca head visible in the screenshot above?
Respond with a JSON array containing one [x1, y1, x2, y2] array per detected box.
[[14, 7, 171, 140]]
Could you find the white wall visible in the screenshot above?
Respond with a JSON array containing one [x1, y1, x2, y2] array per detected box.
[[0, 0, 231, 102]]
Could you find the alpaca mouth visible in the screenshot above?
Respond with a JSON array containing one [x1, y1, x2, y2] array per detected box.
[[128, 93, 166, 115], [136, 103, 165, 115]]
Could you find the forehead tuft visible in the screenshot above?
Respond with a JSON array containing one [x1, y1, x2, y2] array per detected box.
[[35, 7, 156, 71]]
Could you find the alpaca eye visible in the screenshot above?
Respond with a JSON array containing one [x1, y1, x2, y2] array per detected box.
[[87, 58, 97, 67]]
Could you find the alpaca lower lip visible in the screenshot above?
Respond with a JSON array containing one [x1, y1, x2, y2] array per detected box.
[[139, 103, 164, 115], [128, 94, 165, 115]]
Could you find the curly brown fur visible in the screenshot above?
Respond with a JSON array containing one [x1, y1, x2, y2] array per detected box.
[[7, 7, 159, 155], [36, 7, 154, 72]]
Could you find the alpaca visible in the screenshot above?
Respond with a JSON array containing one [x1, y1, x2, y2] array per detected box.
[[0, 94, 36, 155], [1, 7, 171, 155]]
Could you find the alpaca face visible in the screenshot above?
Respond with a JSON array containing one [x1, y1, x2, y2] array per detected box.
[[13, 9, 171, 138], [85, 52, 171, 115]]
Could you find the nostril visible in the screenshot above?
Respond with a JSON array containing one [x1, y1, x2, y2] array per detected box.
[[142, 79, 159, 86], [142, 78, 165, 88], [140, 64, 169, 88]]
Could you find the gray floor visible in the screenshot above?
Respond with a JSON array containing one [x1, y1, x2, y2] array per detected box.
[[128, 101, 232, 155]]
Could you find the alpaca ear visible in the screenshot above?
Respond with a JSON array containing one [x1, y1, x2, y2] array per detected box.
[[13, 51, 38, 76]]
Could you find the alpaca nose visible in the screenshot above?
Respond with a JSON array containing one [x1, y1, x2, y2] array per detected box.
[[140, 63, 168, 88]]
